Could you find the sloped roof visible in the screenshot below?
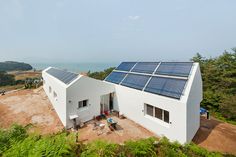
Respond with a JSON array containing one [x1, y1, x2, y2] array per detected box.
[[104, 62, 193, 99], [46, 67, 78, 85]]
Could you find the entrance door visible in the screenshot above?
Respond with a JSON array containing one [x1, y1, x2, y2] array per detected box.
[[109, 93, 114, 111], [100, 94, 110, 114]]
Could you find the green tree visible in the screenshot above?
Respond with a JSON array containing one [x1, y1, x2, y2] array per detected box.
[[192, 49, 236, 122], [88, 67, 115, 80]]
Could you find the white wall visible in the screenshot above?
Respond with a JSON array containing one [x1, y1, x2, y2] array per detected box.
[[114, 84, 188, 144], [186, 64, 202, 142], [66, 76, 115, 128], [111, 63, 202, 144], [42, 70, 67, 126]]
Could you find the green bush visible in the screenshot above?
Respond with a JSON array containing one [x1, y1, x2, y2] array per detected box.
[[0, 125, 234, 157], [123, 137, 157, 157], [0, 71, 15, 86], [81, 140, 118, 157], [157, 137, 225, 157], [0, 124, 28, 155], [3, 133, 76, 157]]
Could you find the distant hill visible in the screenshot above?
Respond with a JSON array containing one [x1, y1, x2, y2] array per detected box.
[[0, 61, 33, 71]]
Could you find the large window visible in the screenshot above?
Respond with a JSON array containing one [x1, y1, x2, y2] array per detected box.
[[145, 104, 169, 123], [78, 100, 88, 109]]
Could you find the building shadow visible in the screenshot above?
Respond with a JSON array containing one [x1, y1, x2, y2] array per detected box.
[[192, 116, 221, 144], [115, 124, 124, 131]]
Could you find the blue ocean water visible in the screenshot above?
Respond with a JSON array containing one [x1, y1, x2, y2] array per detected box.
[[30, 62, 118, 73]]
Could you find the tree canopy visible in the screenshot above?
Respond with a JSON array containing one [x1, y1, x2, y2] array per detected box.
[[191, 49, 236, 122]]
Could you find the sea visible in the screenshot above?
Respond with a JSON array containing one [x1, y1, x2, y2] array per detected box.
[[30, 62, 118, 73]]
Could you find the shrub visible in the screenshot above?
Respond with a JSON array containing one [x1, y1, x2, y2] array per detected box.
[[81, 140, 118, 157], [123, 137, 157, 157], [0, 124, 28, 155], [3, 133, 77, 157]]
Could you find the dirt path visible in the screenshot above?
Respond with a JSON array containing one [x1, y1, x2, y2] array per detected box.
[[0, 88, 63, 134], [193, 117, 236, 155]]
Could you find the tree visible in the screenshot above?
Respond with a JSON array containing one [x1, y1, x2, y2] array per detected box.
[[0, 71, 15, 86], [192, 50, 236, 121], [88, 67, 115, 80]]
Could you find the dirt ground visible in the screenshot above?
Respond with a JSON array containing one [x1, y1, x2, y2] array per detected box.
[[193, 116, 236, 155], [8, 71, 42, 80], [78, 116, 155, 144], [0, 87, 63, 134], [0, 89, 236, 155]]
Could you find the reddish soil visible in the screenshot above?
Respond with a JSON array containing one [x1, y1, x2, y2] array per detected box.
[[78, 116, 156, 144], [193, 116, 236, 155], [0, 87, 63, 134]]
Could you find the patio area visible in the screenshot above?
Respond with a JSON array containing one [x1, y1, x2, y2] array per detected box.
[[77, 115, 156, 144]]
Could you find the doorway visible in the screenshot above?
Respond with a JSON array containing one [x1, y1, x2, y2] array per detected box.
[[100, 93, 114, 114]]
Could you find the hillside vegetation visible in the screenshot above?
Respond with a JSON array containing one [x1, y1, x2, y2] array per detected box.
[[0, 124, 232, 157], [0, 61, 32, 71], [88, 67, 115, 80], [0, 72, 15, 86], [191, 49, 236, 123]]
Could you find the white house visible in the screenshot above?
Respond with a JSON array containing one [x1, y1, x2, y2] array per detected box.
[[42, 62, 202, 144]]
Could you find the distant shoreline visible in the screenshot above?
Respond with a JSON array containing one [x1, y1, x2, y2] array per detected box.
[[30, 62, 118, 73]]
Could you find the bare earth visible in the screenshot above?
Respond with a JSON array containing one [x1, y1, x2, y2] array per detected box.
[[193, 117, 236, 155], [0, 89, 236, 155], [78, 116, 155, 144], [0, 88, 63, 134]]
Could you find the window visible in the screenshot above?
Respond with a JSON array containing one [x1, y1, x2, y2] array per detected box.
[[164, 110, 169, 123], [49, 86, 52, 93], [146, 104, 154, 116], [145, 104, 170, 124], [78, 100, 88, 109], [53, 91, 57, 98], [155, 107, 162, 120]]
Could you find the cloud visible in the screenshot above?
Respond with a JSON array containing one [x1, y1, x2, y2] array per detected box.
[[128, 15, 140, 20]]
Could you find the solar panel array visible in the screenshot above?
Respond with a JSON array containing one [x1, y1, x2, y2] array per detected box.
[[46, 68, 78, 85], [105, 62, 193, 99]]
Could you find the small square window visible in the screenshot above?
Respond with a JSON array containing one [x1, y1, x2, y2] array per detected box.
[[78, 100, 88, 109]]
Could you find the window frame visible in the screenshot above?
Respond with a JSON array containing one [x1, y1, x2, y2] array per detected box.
[[53, 91, 57, 98], [146, 104, 154, 116], [78, 100, 88, 109], [145, 103, 170, 124]]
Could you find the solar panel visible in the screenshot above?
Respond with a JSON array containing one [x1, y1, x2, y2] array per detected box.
[[144, 76, 187, 99], [116, 62, 136, 71], [46, 68, 78, 84], [155, 62, 193, 77], [121, 74, 150, 90], [105, 71, 127, 84], [131, 62, 159, 74]]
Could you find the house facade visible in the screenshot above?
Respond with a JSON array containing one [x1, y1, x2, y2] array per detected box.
[[42, 62, 202, 144]]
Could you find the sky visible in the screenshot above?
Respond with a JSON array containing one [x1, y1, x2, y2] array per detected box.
[[0, 0, 235, 63]]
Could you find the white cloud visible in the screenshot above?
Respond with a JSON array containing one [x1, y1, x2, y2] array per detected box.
[[128, 15, 140, 20]]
